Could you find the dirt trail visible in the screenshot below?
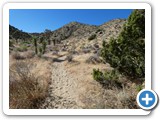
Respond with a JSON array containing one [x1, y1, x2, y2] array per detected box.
[[41, 56, 82, 108], [40, 54, 107, 109]]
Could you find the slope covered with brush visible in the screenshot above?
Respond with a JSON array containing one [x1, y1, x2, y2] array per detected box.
[[101, 9, 145, 79]]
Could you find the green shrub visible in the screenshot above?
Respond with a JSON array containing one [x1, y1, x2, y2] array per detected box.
[[96, 28, 104, 34], [21, 41, 31, 45], [136, 85, 143, 92], [88, 34, 96, 41], [93, 69, 122, 89], [103, 70, 119, 81], [16, 45, 28, 52], [92, 69, 103, 81], [100, 10, 145, 78]]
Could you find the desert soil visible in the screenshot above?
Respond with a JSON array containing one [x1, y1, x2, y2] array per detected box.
[[40, 53, 110, 109]]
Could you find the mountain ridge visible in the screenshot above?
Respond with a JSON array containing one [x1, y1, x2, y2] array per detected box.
[[9, 18, 126, 43]]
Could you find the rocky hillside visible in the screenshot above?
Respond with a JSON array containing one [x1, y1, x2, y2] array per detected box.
[[48, 19, 126, 43], [99, 19, 126, 41], [49, 22, 97, 41], [9, 25, 32, 41], [9, 19, 126, 44]]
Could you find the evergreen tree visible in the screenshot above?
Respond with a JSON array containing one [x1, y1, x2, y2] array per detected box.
[[101, 9, 145, 78]]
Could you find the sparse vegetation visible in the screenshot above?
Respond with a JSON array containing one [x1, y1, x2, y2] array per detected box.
[[42, 41, 47, 54], [52, 39, 56, 46], [38, 47, 43, 56], [93, 69, 122, 89], [12, 52, 25, 60], [96, 28, 104, 34], [88, 34, 96, 41], [25, 51, 35, 59], [16, 45, 28, 52], [66, 54, 73, 62], [9, 10, 144, 109], [115, 91, 138, 109], [33, 37, 38, 54], [136, 84, 143, 92], [9, 40, 14, 47], [22, 41, 31, 45], [86, 55, 102, 64], [82, 48, 91, 54], [9, 59, 51, 109], [9, 25, 32, 41]]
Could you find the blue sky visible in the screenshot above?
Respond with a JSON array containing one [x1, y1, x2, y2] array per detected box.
[[9, 9, 133, 33]]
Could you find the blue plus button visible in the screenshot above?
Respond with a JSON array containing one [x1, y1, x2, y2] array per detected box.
[[137, 89, 158, 110]]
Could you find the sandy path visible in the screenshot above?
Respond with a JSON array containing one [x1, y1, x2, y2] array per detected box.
[[40, 53, 109, 109], [40, 56, 82, 109]]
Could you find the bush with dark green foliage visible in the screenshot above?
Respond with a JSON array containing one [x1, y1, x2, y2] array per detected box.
[[93, 69, 103, 81], [88, 34, 96, 41], [93, 69, 122, 89], [103, 70, 119, 82], [101, 10, 145, 78], [96, 29, 103, 33]]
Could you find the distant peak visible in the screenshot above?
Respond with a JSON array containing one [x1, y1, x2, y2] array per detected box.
[[66, 21, 84, 26], [101, 18, 126, 26], [65, 21, 97, 27], [70, 21, 81, 24]]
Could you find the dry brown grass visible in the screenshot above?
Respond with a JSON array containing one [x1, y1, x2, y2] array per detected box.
[[9, 58, 51, 109], [11, 51, 35, 60], [22, 51, 35, 59], [12, 52, 25, 60], [79, 86, 139, 109], [115, 90, 138, 109], [64, 58, 139, 109]]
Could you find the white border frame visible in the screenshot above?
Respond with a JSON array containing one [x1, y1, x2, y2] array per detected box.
[[3, 3, 151, 115]]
